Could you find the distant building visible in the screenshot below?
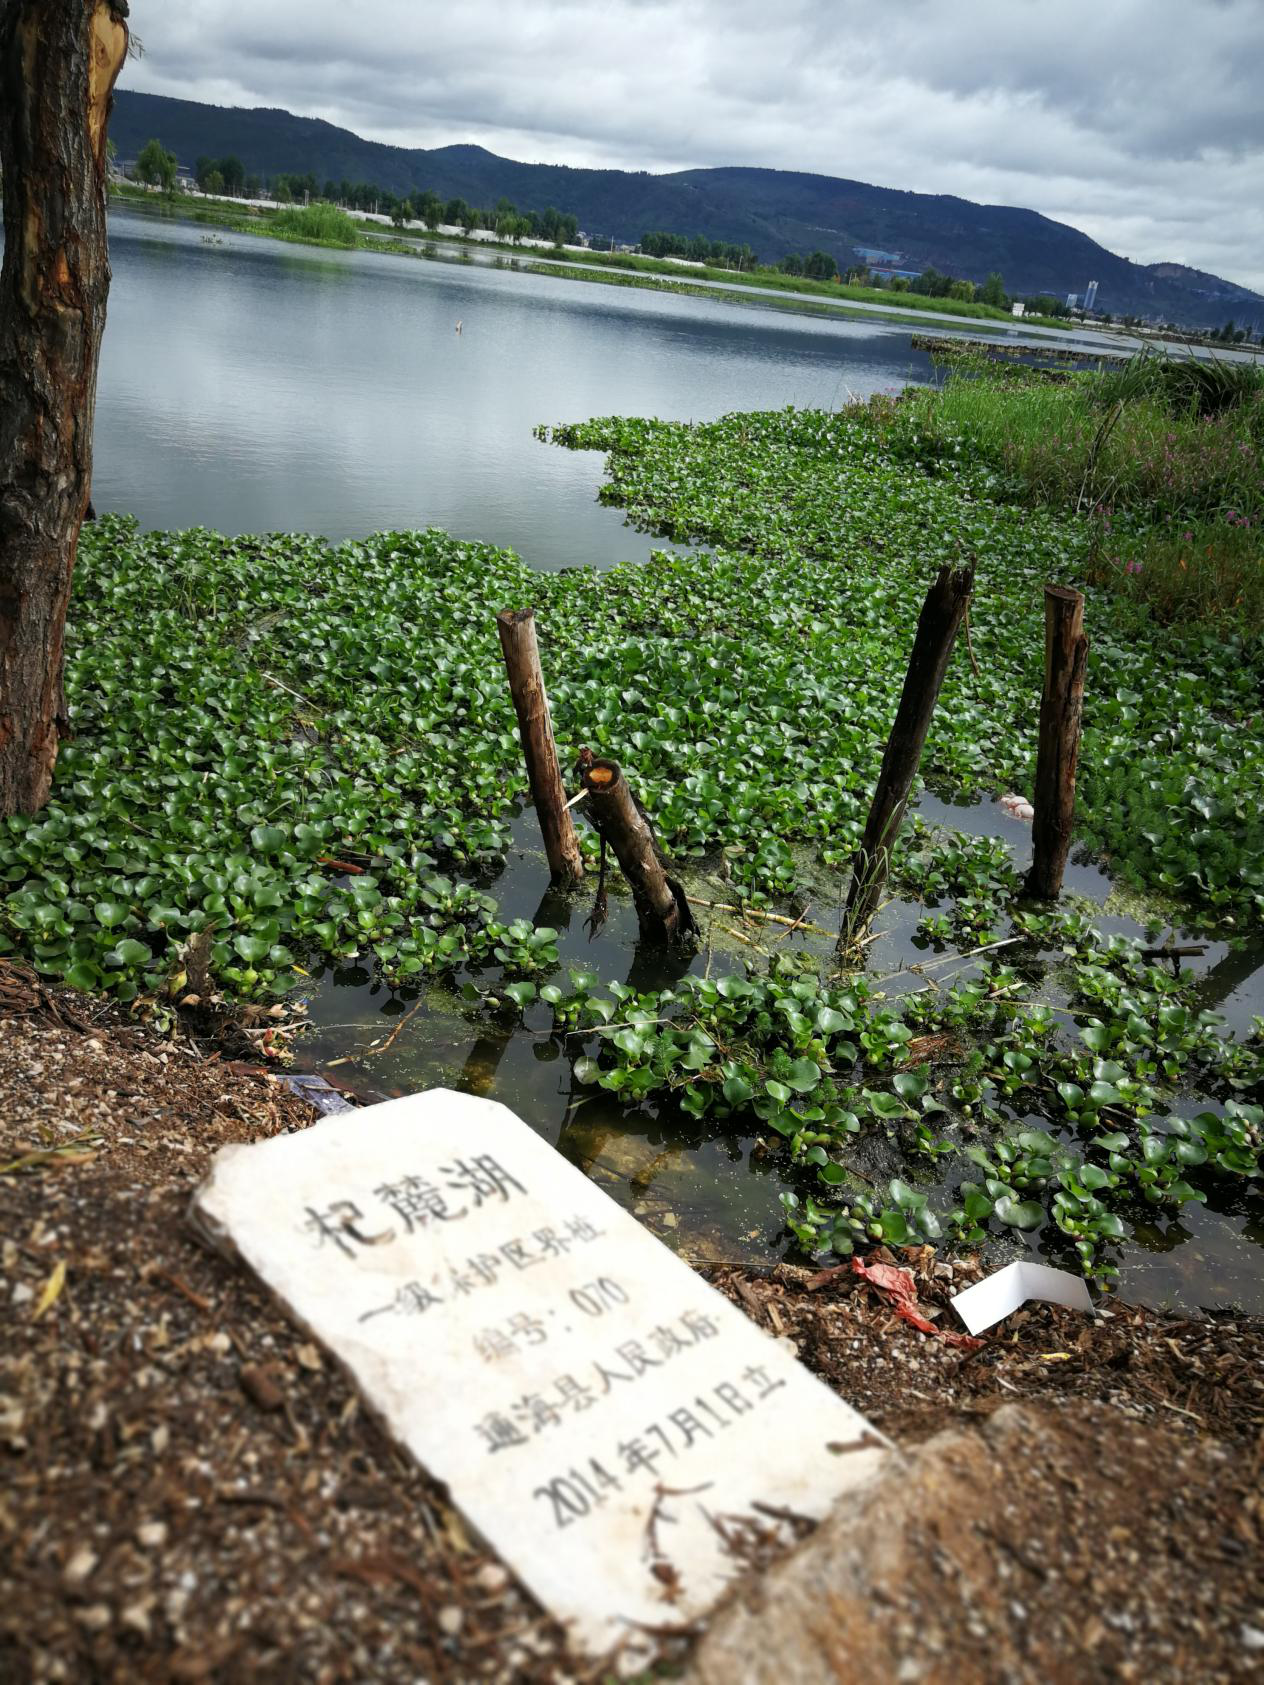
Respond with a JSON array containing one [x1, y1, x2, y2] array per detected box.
[[1084, 279, 1099, 311], [855, 246, 905, 265], [1011, 302, 1026, 317], [1066, 293, 1079, 310], [868, 265, 922, 282]]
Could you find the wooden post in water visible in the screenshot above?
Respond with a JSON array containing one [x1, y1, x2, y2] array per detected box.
[[496, 609, 584, 888], [580, 755, 694, 946], [841, 565, 974, 943], [1025, 586, 1088, 900]]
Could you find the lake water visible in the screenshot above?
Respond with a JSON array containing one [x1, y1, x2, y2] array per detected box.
[[94, 209, 935, 567]]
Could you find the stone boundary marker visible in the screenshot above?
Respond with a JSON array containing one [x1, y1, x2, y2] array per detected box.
[[190, 1089, 890, 1660]]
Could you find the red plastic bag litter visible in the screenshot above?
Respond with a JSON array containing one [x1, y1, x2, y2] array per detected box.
[[851, 1256, 984, 1349]]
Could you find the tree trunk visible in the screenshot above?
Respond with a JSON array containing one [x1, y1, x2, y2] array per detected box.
[[1025, 586, 1088, 900], [580, 757, 693, 946], [495, 607, 584, 886], [0, 0, 129, 816], [842, 565, 973, 941]]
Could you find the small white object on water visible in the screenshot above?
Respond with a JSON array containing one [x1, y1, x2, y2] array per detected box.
[[999, 793, 1035, 822]]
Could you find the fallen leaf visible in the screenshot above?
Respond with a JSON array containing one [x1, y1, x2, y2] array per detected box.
[[33, 1260, 67, 1320]]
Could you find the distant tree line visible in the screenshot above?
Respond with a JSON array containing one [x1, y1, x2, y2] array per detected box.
[[638, 229, 826, 276], [1019, 292, 1071, 318], [132, 138, 262, 201], [253, 172, 575, 244], [778, 251, 840, 281], [1211, 319, 1253, 344], [128, 138, 580, 245], [641, 230, 756, 268], [635, 229, 1035, 311], [130, 142, 1260, 337], [267, 173, 579, 245], [832, 262, 1022, 308]]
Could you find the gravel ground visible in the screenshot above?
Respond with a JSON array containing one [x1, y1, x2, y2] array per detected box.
[[687, 1397, 1264, 1684], [2, 959, 1261, 1683]]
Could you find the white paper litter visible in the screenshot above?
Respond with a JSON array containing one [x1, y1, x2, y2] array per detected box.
[[999, 793, 1035, 822], [950, 1260, 1094, 1335]]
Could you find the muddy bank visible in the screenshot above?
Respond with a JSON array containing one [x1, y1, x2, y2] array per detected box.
[[2, 961, 1261, 1681]]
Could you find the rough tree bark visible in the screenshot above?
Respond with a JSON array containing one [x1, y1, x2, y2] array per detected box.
[[0, 0, 129, 816]]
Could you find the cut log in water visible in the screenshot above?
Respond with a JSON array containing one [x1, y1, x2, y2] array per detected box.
[[495, 608, 584, 887], [1026, 586, 1088, 900], [579, 755, 695, 946], [842, 565, 974, 943]]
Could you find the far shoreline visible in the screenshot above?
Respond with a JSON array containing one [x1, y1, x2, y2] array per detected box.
[[106, 182, 1089, 346]]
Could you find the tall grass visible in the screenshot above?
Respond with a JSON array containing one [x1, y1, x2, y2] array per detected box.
[[881, 355, 1264, 629], [890, 359, 1262, 517], [271, 202, 358, 248], [1093, 351, 1264, 419]]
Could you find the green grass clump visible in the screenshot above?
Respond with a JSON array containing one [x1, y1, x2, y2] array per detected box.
[[889, 370, 1261, 519], [1094, 351, 1264, 418], [883, 355, 1263, 627], [271, 201, 358, 248]]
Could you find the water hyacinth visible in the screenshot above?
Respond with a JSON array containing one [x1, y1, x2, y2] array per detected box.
[[1, 392, 1260, 1291]]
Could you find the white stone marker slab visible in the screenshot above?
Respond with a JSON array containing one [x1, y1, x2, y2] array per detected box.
[[191, 1088, 889, 1658]]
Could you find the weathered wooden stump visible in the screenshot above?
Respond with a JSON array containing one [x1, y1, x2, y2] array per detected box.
[[496, 608, 584, 888], [579, 755, 694, 946], [841, 565, 974, 943], [1025, 586, 1088, 900]]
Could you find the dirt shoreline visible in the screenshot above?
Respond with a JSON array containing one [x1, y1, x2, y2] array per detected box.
[[2, 959, 1261, 1682]]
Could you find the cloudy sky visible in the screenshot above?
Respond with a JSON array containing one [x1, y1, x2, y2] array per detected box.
[[123, 0, 1264, 290]]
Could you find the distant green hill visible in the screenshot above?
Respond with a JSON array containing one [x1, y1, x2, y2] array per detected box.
[[111, 89, 1263, 333]]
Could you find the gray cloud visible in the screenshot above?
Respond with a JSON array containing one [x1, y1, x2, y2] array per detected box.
[[123, 0, 1264, 290]]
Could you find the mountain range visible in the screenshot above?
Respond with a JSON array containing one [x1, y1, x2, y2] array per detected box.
[[111, 90, 1264, 332]]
